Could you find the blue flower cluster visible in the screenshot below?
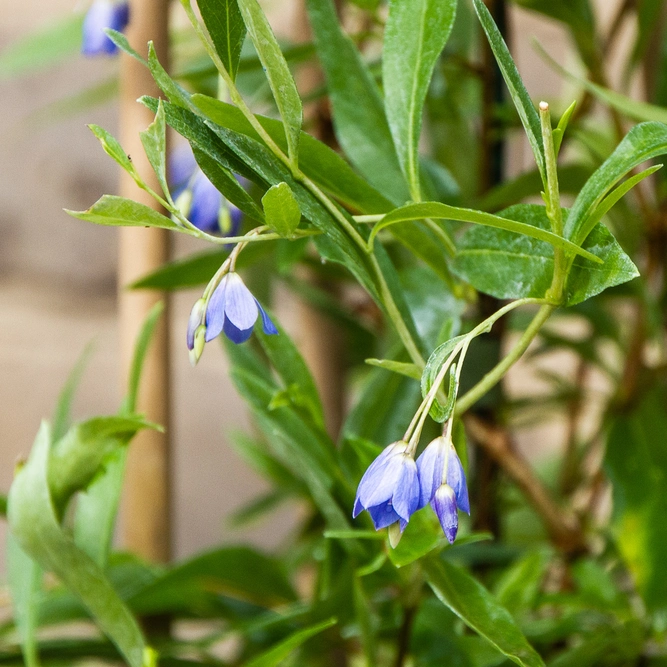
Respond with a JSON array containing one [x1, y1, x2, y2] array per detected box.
[[169, 144, 242, 236], [81, 0, 130, 56], [354, 435, 469, 543]]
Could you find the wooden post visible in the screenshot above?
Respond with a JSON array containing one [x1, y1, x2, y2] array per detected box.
[[118, 0, 171, 563]]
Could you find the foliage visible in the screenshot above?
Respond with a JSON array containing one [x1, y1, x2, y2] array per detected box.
[[3, 0, 667, 665]]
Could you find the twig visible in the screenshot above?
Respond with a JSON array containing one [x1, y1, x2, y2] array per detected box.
[[465, 416, 586, 554]]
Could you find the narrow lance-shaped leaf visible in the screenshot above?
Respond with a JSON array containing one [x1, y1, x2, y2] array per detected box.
[[139, 100, 169, 198], [197, 0, 246, 81], [66, 195, 180, 231], [371, 201, 602, 263], [472, 0, 546, 186], [306, 0, 410, 204], [565, 122, 667, 243], [237, 0, 303, 166], [383, 0, 457, 198], [425, 559, 546, 667], [8, 423, 150, 667]]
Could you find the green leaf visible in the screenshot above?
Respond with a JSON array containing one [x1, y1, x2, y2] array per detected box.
[[245, 618, 337, 667], [52, 342, 94, 443], [237, 0, 303, 165], [139, 100, 169, 198], [383, 0, 457, 197], [605, 385, 667, 612], [192, 146, 265, 222], [262, 182, 302, 237], [191, 95, 393, 213], [565, 122, 667, 244], [105, 28, 146, 63], [75, 304, 165, 568], [306, 0, 410, 204], [7, 535, 42, 667], [553, 100, 577, 156], [388, 509, 445, 567], [494, 549, 551, 616], [472, 0, 546, 185], [7, 423, 149, 667], [371, 201, 602, 263], [129, 546, 297, 613], [147, 42, 192, 109], [66, 195, 179, 231], [256, 320, 326, 430], [88, 125, 144, 189], [48, 416, 157, 514], [425, 559, 545, 667], [197, 0, 246, 81], [451, 205, 638, 305], [0, 13, 83, 80], [130, 249, 228, 290], [421, 335, 467, 421], [365, 358, 421, 380]]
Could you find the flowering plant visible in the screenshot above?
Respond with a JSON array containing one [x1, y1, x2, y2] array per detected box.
[[3, 0, 667, 665]]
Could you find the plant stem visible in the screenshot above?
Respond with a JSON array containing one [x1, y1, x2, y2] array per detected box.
[[455, 304, 555, 415]]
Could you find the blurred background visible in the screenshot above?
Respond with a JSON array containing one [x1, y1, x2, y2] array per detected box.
[[0, 0, 634, 574]]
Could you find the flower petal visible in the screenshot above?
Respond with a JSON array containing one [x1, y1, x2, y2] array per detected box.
[[416, 436, 447, 510], [223, 273, 259, 331], [169, 143, 198, 194], [223, 317, 254, 344], [256, 300, 279, 335], [368, 501, 401, 530], [391, 456, 420, 522], [446, 445, 470, 515], [354, 444, 397, 512], [81, 1, 129, 55], [189, 171, 222, 233], [432, 484, 458, 544], [205, 276, 228, 342]]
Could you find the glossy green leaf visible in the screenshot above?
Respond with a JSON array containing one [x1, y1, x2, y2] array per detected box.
[[451, 205, 638, 305], [66, 195, 179, 231], [605, 385, 667, 612], [425, 559, 545, 667], [237, 0, 303, 165], [245, 618, 337, 667], [472, 0, 545, 185], [191, 95, 392, 213], [553, 100, 577, 156], [565, 122, 667, 244], [306, 0, 410, 204], [0, 13, 83, 80], [383, 0, 457, 197], [371, 201, 602, 263], [7, 535, 42, 667], [365, 358, 421, 380], [197, 0, 246, 81], [8, 423, 149, 667], [262, 182, 302, 237], [139, 100, 169, 197]]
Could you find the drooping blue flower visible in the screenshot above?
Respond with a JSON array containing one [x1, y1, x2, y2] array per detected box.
[[169, 144, 242, 236], [416, 436, 470, 543], [353, 441, 420, 532], [203, 272, 278, 345], [81, 0, 130, 56]]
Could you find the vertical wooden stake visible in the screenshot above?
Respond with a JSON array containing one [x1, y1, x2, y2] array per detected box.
[[118, 0, 171, 563]]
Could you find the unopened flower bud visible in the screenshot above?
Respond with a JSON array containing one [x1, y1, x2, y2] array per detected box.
[[187, 298, 206, 351]]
